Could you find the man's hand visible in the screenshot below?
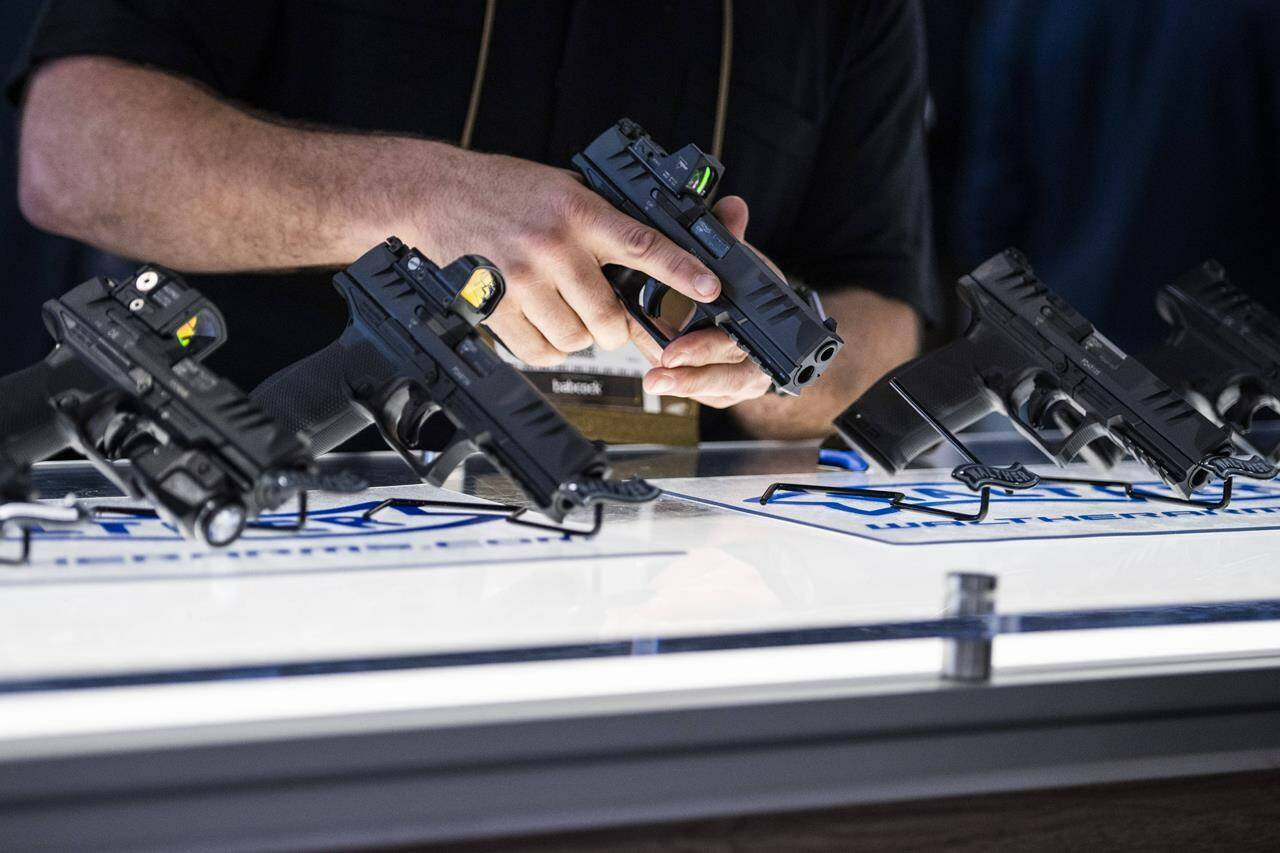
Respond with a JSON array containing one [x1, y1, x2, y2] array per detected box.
[[416, 152, 727, 367], [19, 58, 730, 368], [633, 196, 775, 408], [17, 57, 915, 426], [631, 196, 922, 437]]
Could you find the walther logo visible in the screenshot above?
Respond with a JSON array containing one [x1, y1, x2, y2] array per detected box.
[[552, 377, 604, 397]]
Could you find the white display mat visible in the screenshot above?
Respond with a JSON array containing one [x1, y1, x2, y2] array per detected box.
[[1, 464, 1278, 690], [657, 462, 1280, 545]]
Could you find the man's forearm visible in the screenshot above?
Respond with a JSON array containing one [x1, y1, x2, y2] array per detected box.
[[16, 56, 734, 374], [18, 57, 450, 271], [730, 287, 921, 440]]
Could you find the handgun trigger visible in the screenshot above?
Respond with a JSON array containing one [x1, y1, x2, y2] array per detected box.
[[1006, 398, 1110, 467], [1057, 417, 1117, 466], [422, 436, 480, 487], [1221, 389, 1279, 435], [640, 277, 669, 319]]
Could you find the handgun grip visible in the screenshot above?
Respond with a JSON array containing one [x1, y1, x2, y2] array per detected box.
[[251, 338, 374, 454], [0, 358, 75, 464], [834, 337, 995, 472]]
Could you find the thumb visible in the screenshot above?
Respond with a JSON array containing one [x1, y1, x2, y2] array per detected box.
[[712, 195, 749, 241]]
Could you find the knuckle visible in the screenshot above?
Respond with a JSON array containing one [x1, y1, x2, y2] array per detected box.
[[718, 339, 748, 364], [602, 318, 633, 348], [693, 337, 723, 363], [485, 300, 518, 325], [680, 371, 713, 397], [619, 222, 660, 259], [518, 224, 569, 257], [581, 298, 626, 331], [500, 256, 538, 284], [526, 346, 566, 368], [667, 251, 702, 283], [551, 329, 592, 352], [558, 187, 601, 227]]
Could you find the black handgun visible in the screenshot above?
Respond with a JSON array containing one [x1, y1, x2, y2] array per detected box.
[[0, 267, 351, 547], [251, 238, 659, 525], [1141, 260, 1280, 462], [572, 119, 843, 395], [833, 249, 1276, 498]]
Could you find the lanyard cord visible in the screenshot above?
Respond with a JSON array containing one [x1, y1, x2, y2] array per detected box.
[[460, 0, 497, 150], [710, 0, 733, 159], [459, 0, 734, 156]]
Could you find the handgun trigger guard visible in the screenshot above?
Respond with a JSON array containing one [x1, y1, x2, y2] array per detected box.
[[1220, 388, 1279, 436], [604, 268, 675, 348], [1006, 400, 1110, 467], [1221, 396, 1256, 435], [51, 399, 143, 501], [361, 386, 451, 484], [635, 311, 675, 349]]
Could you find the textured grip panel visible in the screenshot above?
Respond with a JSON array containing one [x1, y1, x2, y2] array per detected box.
[[834, 337, 995, 472], [0, 359, 72, 463], [251, 339, 371, 454]]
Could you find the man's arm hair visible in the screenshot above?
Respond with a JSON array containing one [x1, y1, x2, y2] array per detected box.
[[17, 56, 736, 374], [17, 57, 445, 271]]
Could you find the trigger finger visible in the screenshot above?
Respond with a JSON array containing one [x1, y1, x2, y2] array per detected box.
[[556, 254, 631, 350], [485, 311, 564, 368]]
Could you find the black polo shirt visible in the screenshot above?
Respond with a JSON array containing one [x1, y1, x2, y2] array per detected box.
[[10, 0, 937, 397]]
